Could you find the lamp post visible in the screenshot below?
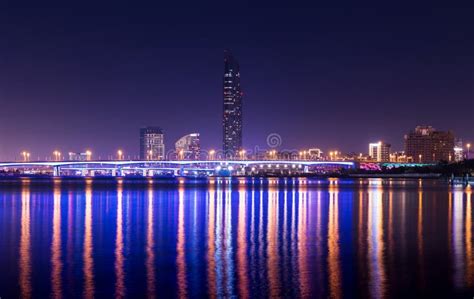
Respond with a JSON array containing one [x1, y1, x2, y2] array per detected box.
[[209, 149, 215, 161], [240, 149, 246, 160], [272, 150, 277, 160], [21, 151, 30, 162], [117, 149, 123, 160], [148, 150, 153, 161], [468, 143, 471, 159], [419, 154, 422, 163], [53, 150, 61, 161], [85, 150, 92, 161]]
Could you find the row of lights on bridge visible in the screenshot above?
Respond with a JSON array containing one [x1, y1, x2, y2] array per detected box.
[[18, 143, 472, 162]]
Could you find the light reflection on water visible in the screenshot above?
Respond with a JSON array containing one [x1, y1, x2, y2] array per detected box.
[[83, 180, 94, 299], [0, 178, 473, 298], [19, 180, 31, 299], [51, 181, 62, 299]]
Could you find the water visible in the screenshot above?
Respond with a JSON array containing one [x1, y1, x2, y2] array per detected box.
[[0, 177, 472, 298]]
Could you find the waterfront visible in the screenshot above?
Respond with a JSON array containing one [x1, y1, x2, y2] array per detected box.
[[0, 178, 473, 298]]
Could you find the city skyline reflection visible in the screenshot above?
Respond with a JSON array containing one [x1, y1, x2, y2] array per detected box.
[[0, 178, 472, 298]]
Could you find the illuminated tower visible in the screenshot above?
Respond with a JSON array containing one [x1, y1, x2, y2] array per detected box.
[[222, 49, 243, 158]]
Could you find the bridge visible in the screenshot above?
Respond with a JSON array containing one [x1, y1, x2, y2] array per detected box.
[[0, 160, 355, 177]]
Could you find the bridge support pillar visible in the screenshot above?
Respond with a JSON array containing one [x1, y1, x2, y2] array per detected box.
[[112, 168, 123, 177], [53, 166, 60, 177], [141, 169, 153, 177]]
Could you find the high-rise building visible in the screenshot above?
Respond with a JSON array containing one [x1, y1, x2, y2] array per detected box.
[[368, 141, 391, 162], [404, 126, 454, 163], [140, 127, 165, 160], [222, 49, 243, 157], [175, 133, 200, 160]]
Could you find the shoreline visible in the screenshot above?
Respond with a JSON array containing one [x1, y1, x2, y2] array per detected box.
[[0, 173, 445, 180]]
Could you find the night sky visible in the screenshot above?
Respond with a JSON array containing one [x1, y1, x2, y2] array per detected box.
[[0, 2, 473, 160]]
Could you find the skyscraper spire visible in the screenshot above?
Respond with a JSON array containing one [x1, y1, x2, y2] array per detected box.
[[222, 49, 243, 157]]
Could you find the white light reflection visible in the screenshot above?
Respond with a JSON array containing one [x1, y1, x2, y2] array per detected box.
[[51, 181, 63, 298], [452, 187, 464, 289], [367, 180, 386, 299]]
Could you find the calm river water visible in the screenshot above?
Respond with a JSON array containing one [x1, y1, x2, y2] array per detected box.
[[0, 177, 472, 298]]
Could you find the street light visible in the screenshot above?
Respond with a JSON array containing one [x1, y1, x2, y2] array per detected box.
[[53, 150, 61, 161], [467, 143, 471, 159], [240, 149, 246, 160], [272, 150, 277, 160], [85, 150, 92, 161], [21, 151, 30, 162], [117, 149, 123, 160], [209, 149, 215, 160], [148, 150, 153, 161], [419, 154, 422, 163]]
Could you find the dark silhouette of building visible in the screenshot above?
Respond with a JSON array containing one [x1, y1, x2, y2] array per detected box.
[[140, 127, 165, 160], [222, 49, 243, 157], [404, 126, 454, 163]]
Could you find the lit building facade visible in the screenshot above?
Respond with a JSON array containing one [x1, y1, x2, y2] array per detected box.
[[139, 127, 165, 160], [389, 151, 411, 163], [222, 49, 243, 157], [404, 126, 454, 163], [453, 139, 464, 162], [175, 133, 200, 160], [369, 141, 391, 162]]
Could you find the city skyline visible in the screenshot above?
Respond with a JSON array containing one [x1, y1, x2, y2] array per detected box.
[[1, 3, 473, 299], [0, 2, 473, 160]]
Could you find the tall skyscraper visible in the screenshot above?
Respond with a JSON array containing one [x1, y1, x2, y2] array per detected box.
[[404, 126, 454, 163], [222, 49, 243, 157], [175, 133, 200, 160], [369, 141, 391, 162], [140, 127, 165, 160]]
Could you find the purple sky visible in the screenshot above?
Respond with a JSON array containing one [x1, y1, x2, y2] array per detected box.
[[0, 2, 473, 160]]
